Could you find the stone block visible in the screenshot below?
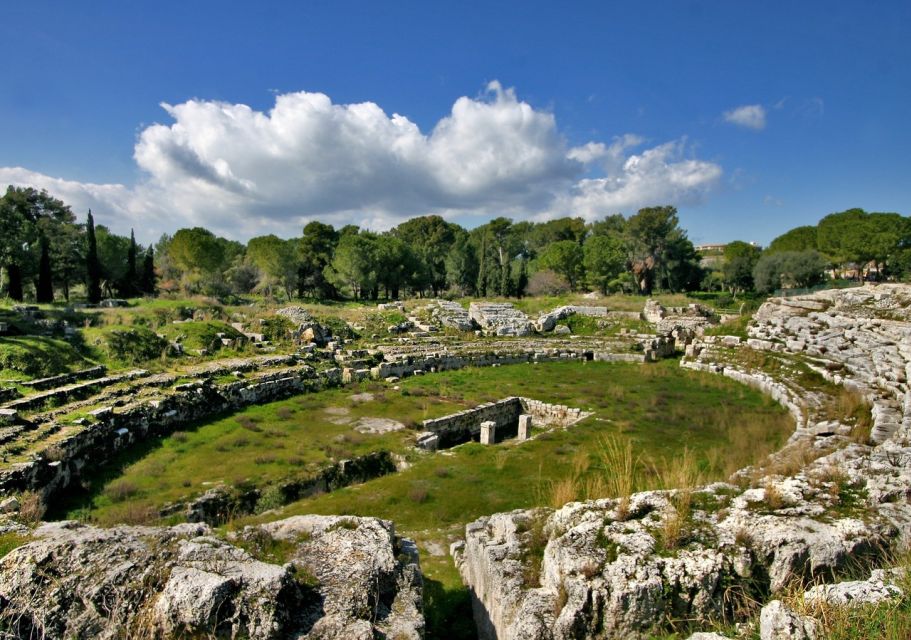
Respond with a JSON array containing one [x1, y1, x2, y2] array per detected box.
[[480, 420, 496, 445], [518, 414, 532, 440]]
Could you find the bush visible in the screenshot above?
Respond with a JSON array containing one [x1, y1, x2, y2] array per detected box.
[[92, 326, 168, 365], [527, 270, 571, 296]]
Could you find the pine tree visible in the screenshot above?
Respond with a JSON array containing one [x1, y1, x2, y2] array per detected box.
[[140, 246, 156, 295], [85, 210, 102, 303], [124, 228, 137, 297], [516, 258, 529, 298], [36, 235, 53, 303]]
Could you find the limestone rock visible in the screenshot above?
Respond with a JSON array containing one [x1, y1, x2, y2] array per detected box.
[[468, 302, 533, 336], [0, 516, 423, 639], [803, 568, 903, 607], [759, 600, 817, 640]]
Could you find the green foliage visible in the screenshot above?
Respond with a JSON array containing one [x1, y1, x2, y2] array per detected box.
[[721, 241, 761, 294], [86, 210, 102, 303], [539, 240, 585, 290], [753, 250, 827, 293], [584, 235, 626, 294], [767, 225, 818, 254], [0, 532, 28, 559], [90, 326, 168, 365]]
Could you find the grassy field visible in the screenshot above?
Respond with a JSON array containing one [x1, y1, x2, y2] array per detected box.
[[60, 359, 794, 640]]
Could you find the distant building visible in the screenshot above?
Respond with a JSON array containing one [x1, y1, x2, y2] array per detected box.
[[695, 243, 728, 253]]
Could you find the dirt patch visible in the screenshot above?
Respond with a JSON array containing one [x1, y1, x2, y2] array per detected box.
[[353, 417, 406, 434], [350, 392, 375, 403]]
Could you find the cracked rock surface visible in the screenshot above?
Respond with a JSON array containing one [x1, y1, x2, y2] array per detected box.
[[0, 515, 423, 639]]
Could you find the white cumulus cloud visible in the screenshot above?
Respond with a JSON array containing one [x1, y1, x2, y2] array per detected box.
[[555, 139, 723, 221], [0, 83, 724, 241], [723, 104, 767, 130]]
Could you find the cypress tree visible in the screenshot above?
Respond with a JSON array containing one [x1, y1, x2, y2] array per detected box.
[[500, 259, 513, 297], [124, 228, 137, 297], [36, 235, 54, 303], [140, 246, 156, 295], [516, 258, 529, 298], [85, 210, 102, 303], [6, 265, 23, 301], [476, 235, 487, 297]]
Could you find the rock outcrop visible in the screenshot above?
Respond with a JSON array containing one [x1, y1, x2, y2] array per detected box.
[[456, 284, 911, 639], [0, 515, 423, 639]]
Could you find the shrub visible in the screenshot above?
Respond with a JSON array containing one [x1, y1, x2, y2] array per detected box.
[[527, 270, 571, 296], [18, 491, 45, 524]]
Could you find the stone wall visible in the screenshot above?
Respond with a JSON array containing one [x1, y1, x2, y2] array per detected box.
[[20, 365, 107, 392], [417, 396, 592, 450], [419, 398, 524, 449], [0, 343, 665, 502]]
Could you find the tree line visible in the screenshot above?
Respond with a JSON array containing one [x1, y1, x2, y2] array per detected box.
[[706, 208, 911, 296], [1, 184, 908, 303], [0, 187, 154, 303]]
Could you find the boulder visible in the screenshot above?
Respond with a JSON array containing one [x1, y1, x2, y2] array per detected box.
[[759, 600, 818, 640], [0, 516, 423, 639]]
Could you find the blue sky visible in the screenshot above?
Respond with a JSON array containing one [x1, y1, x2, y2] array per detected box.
[[1, 1, 908, 245]]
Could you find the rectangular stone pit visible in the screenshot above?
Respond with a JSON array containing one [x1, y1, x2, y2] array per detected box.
[[416, 396, 591, 450]]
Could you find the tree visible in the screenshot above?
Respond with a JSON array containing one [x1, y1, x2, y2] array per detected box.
[[123, 229, 138, 297], [625, 206, 683, 294], [246, 235, 299, 299], [539, 240, 585, 290], [753, 250, 827, 293], [297, 221, 339, 298], [527, 217, 586, 256], [85, 210, 102, 303], [583, 235, 626, 294], [36, 235, 53, 303], [140, 246, 157, 295], [817, 209, 869, 273], [1, 186, 78, 301], [95, 226, 132, 297], [445, 232, 478, 296], [767, 226, 818, 254], [392, 215, 458, 295], [516, 258, 529, 298], [374, 234, 417, 300], [326, 233, 377, 300], [168, 227, 227, 275], [721, 241, 762, 295]]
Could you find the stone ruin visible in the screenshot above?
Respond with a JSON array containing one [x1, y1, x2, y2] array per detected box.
[[415, 396, 592, 451], [469, 302, 534, 336], [453, 284, 911, 640]]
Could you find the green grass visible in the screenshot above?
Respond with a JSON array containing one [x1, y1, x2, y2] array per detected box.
[[46, 358, 794, 640], [62, 383, 470, 525], [0, 335, 92, 379], [0, 532, 28, 558]]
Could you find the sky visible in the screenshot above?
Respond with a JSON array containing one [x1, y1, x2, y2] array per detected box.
[[0, 1, 908, 246]]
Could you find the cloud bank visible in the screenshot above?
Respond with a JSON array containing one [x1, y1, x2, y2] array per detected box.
[[0, 82, 723, 241], [723, 104, 767, 130]]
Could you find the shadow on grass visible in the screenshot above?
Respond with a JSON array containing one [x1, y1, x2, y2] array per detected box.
[[424, 575, 477, 640], [45, 407, 240, 521]]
